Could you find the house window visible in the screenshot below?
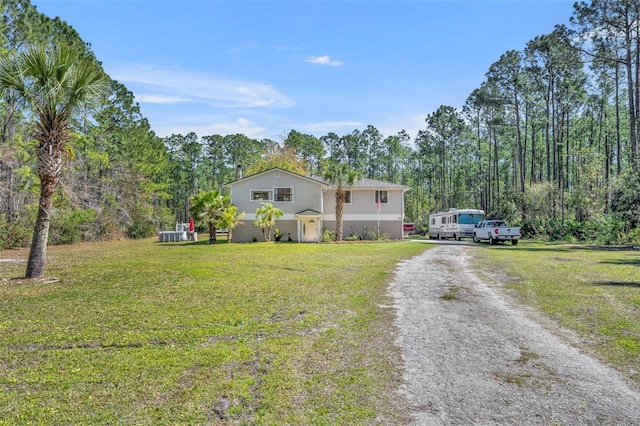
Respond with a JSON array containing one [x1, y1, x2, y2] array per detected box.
[[374, 190, 388, 204], [343, 190, 352, 204], [274, 187, 293, 202], [251, 190, 272, 201]]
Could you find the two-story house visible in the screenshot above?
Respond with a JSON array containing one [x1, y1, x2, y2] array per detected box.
[[226, 168, 410, 242]]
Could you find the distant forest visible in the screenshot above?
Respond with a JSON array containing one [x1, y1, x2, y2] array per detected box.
[[1, 0, 640, 248]]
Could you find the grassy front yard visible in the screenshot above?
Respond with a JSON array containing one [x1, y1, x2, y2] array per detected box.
[[476, 241, 640, 382], [2, 238, 638, 424], [0, 238, 426, 424]]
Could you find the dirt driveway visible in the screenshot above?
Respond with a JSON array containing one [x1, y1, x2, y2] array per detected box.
[[390, 243, 640, 425]]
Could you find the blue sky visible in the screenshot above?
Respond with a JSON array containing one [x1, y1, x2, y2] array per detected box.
[[32, 0, 576, 141]]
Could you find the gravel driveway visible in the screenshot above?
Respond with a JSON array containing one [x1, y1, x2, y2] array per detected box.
[[390, 244, 640, 425]]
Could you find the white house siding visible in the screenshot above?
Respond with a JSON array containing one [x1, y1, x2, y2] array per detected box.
[[322, 187, 406, 240], [323, 188, 404, 216], [322, 219, 404, 240], [232, 219, 298, 242], [229, 169, 324, 242]]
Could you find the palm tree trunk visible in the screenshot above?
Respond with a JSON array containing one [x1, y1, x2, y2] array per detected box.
[[209, 224, 217, 244], [26, 173, 58, 278], [335, 189, 344, 241]]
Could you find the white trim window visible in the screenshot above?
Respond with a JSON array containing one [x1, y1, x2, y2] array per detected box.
[[274, 187, 293, 202], [343, 190, 352, 204], [374, 190, 389, 204], [251, 190, 272, 201]]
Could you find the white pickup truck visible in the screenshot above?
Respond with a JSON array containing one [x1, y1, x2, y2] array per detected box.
[[473, 220, 522, 245]]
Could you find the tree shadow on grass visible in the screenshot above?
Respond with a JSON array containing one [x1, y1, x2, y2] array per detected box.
[[472, 243, 573, 253], [599, 258, 640, 267], [591, 281, 640, 288]]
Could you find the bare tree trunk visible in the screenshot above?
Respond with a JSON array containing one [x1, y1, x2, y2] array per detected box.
[[26, 139, 63, 279], [615, 62, 622, 175], [26, 174, 58, 279]]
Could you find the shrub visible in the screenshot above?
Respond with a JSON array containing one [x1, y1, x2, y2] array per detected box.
[[610, 172, 640, 228], [49, 208, 97, 245], [321, 227, 335, 242], [126, 217, 155, 239], [0, 212, 33, 249]]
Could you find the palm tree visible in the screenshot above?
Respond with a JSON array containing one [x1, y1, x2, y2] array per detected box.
[[253, 202, 283, 241], [189, 190, 236, 244], [0, 45, 107, 278], [220, 203, 244, 243], [322, 161, 362, 241]]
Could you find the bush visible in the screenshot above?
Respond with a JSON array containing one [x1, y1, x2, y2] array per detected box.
[[49, 208, 97, 245], [0, 212, 33, 249], [126, 216, 155, 239], [321, 227, 335, 242], [610, 171, 640, 228]]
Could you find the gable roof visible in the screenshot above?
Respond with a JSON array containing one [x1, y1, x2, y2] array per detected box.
[[295, 209, 322, 217], [225, 167, 328, 188]]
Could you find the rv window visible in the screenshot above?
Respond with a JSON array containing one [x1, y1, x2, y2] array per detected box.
[[459, 213, 485, 225]]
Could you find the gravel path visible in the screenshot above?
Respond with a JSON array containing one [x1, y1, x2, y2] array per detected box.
[[390, 244, 640, 425]]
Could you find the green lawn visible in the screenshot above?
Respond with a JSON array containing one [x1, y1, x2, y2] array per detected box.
[[0, 238, 426, 425], [3, 238, 639, 424], [475, 240, 640, 382]]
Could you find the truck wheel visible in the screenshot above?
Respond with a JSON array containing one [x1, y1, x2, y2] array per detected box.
[[473, 234, 479, 243], [511, 239, 518, 246], [489, 236, 495, 245]]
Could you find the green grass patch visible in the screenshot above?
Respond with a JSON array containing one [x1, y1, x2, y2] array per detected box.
[[475, 240, 640, 381], [0, 238, 427, 424], [440, 286, 460, 300]]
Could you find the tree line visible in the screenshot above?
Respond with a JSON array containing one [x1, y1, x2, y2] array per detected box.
[[1, 0, 640, 257]]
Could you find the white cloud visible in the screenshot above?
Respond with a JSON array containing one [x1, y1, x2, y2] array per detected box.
[[305, 55, 344, 67], [150, 114, 266, 139], [377, 112, 430, 143], [135, 94, 189, 104], [108, 63, 295, 108], [300, 120, 363, 134]]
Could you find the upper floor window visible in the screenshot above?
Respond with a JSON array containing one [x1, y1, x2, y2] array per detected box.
[[342, 190, 352, 204], [374, 190, 388, 204], [274, 187, 293, 202], [251, 190, 272, 201]]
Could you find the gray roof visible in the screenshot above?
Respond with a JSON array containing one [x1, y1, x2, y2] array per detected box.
[[227, 167, 410, 191], [311, 175, 411, 191]]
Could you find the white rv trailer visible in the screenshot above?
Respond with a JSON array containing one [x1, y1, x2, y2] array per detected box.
[[428, 208, 485, 240]]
